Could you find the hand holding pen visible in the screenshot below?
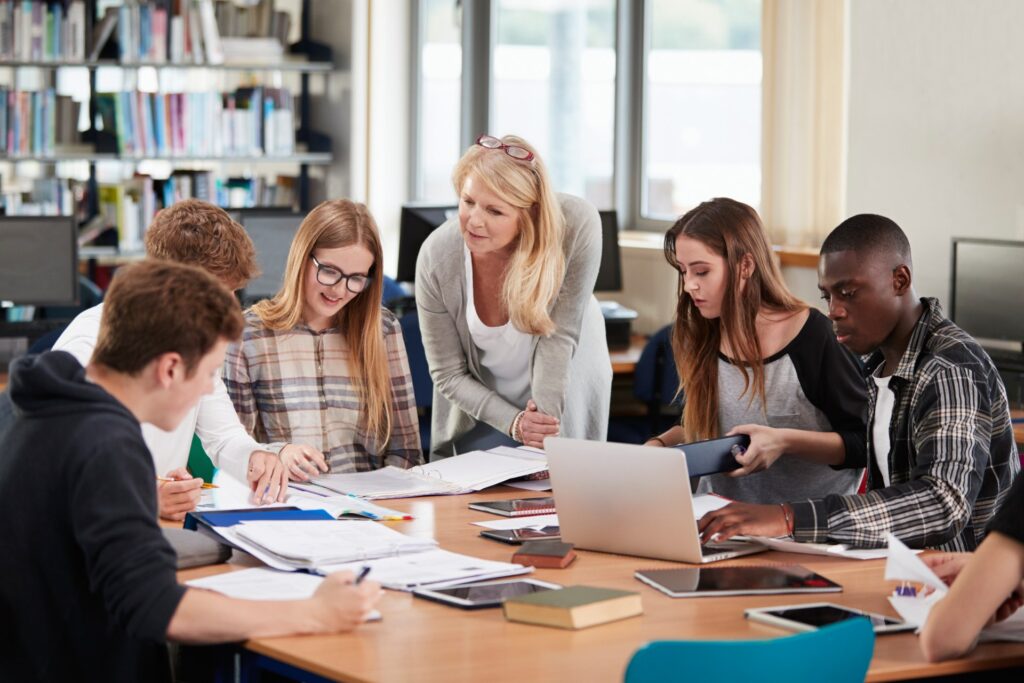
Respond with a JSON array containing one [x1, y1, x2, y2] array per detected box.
[[311, 567, 382, 631], [156, 467, 204, 521]]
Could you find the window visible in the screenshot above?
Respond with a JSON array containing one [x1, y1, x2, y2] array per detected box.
[[491, 0, 617, 209], [642, 0, 761, 220], [410, 0, 764, 228], [414, 0, 463, 202]]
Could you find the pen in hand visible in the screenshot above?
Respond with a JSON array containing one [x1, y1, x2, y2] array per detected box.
[[354, 566, 372, 585], [156, 476, 218, 489]]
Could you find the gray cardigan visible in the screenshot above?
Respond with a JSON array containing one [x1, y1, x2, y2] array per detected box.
[[415, 193, 612, 460]]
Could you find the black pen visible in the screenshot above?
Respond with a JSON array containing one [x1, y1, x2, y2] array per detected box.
[[354, 565, 372, 584]]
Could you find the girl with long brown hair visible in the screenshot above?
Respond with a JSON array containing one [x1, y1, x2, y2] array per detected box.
[[646, 197, 866, 505], [224, 199, 422, 474]]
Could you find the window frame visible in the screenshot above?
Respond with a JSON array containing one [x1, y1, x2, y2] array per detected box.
[[409, 0, 762, 233]]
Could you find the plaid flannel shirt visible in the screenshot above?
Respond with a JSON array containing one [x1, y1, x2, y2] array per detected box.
[[790, 298, 1020, 550], [224, 308, 423, 473]]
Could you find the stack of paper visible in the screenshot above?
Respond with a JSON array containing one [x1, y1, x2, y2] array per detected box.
[[311, 447, 549, 499], [319, 549, 533, 591], [212, 520, 437, 571]]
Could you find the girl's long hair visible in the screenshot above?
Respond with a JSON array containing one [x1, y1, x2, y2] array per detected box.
[[252, 199, 392, 443], [664, 198, 806, 442], [452, 135, 565, 336]]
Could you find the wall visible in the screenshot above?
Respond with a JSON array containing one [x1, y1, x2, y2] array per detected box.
[[845, 0, 1024, 307]]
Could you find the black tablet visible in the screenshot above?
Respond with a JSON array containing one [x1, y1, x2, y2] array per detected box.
[[675, 434, 750, 477], [479, 526, 561, 544], [412, 579, 562, 609], [745, 602, 916, 634], [635, 565, 841, 598]]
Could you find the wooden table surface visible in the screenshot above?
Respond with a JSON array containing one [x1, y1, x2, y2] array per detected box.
[[179, 489, 1024, 683]]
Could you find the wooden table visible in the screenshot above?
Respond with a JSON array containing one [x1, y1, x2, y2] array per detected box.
[[1012, 409, 1024, 448], [179, 489, 1024, 682]]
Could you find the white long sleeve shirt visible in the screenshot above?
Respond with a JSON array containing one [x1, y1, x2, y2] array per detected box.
[[52, 304, 266, 481]]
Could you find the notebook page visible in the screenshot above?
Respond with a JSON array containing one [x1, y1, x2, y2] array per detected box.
[[413, 451, 546, 490], [312, 467, 457, 498], [319, 549, 532, 590], [233, 520, 437, 566]]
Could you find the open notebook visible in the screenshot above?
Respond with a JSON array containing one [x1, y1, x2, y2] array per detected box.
[[309, 447, 547, 499]]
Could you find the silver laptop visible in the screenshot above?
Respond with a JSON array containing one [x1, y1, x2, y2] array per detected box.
[[545, 437, 767, 564]]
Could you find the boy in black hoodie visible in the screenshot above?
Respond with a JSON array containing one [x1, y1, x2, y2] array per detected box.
[[0, 260, 381, 683]]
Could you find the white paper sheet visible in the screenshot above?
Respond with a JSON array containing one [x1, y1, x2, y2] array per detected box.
[[471, 514, 559, 530], [691, 494, 732, 520], [318, 549, 532, 590], [186, 568, 382, 620]]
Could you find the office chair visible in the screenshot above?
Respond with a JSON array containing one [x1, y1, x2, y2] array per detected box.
[[623, 618, 874, 683], [382, 275, 417, 317], [398, 310, 432, 453], [607, 324, 681, 444]]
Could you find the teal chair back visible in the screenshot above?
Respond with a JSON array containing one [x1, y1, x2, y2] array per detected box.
[[624, 618, 874, 683]]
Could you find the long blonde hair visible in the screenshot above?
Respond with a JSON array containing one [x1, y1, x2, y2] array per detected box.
[[452, 135, 565, 336], [663, 198, 806, 442], [252, 200, 392, 443]]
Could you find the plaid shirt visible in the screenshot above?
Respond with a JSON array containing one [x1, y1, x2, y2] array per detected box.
[[791, 298, 1020, 550], [224, 308, 422, 473]]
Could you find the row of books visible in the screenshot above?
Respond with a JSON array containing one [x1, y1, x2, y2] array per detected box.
[[92, 0, 222, 64], [0, 86, 80, 156], [94, 86, 295, 158], [215, 0, 289, 44], [0, 1, 87, 62], [94, 170, 297, 250], [91, 0, 293, 65]]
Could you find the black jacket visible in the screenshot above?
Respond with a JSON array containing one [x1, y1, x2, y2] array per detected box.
[[0, 352, 185, 682]]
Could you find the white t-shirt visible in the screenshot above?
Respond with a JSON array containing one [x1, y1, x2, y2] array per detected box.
[[871, 374, 896, 487], [464, 247, 533, 408], [51, 303, 264, 481]]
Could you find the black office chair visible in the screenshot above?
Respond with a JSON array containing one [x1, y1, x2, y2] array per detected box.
[[607, 325, 682, 444], [398, 310, 432, 453]]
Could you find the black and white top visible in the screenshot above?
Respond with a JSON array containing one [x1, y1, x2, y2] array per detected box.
[[697, 308, 868, 505], [791, 298, 1021, 551]]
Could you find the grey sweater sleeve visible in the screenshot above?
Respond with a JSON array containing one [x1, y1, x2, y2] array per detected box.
[[530, 195, 603, 420], [415, 224, 521, 435]]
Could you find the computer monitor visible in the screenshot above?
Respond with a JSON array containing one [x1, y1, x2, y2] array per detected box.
[[237, 211, 303, 304], [396, 204, 457, 283], [0, 216, 78, 307], [950, 238, 1024, 347], [595, 210, 622, 292]]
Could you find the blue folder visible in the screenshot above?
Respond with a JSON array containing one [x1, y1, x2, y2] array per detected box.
[[183, 507, 334, 531]]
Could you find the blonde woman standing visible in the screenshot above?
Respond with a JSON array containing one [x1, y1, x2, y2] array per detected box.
[[224, 200, 422, 474], [416, 134, 611, 459]]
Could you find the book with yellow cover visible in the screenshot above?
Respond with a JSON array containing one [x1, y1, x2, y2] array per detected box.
[[502, 585, 642, 630]]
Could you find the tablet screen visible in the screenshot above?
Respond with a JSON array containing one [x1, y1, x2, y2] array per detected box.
[[432, 581, 553, 604], [766, 605, 902, 628]]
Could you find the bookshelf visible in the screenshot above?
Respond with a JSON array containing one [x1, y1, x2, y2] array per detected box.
[[0, 0, 341, 252]]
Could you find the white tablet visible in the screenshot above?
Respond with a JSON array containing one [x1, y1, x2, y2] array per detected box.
[[745, 602, 916, 634], [412, 579, 562, 610]]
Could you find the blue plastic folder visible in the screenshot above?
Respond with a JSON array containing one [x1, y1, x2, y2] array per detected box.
[[183, 507, 334, 531]]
